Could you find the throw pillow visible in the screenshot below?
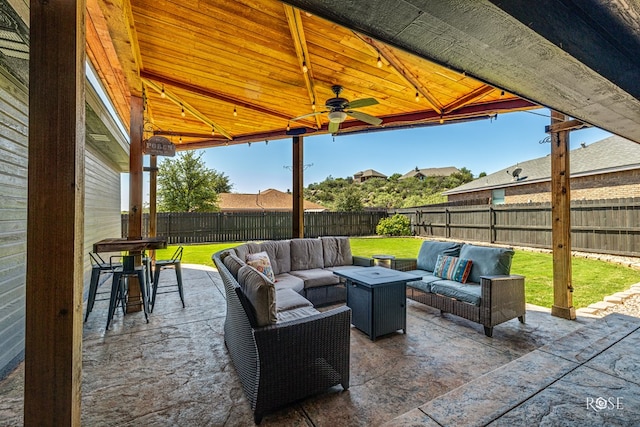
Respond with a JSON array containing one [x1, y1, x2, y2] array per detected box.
[[433, 255, 473, 283], [246, 251, 275, 282]]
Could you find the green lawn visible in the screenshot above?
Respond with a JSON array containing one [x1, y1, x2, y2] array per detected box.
[[158, 237, 640, 309]]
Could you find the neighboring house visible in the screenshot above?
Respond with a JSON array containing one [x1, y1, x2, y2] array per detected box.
[[0, 4, 128, 378], [400, 166, 460, 180], [218, 189, 327, 212], [353, 169, 387, 183], [444, 135, 640, 204]]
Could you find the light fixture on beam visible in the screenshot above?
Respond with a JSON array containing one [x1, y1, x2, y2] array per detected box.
[[160, 85, 166, 98], [233, 106, 237, 117], [377, 55, 383, 68], [302, 61, 308, 73], [181, 105, 185, 117], [415, 91, 419, 102]]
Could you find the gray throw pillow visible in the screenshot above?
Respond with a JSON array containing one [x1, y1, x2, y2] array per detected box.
[[237, 265, 277, 327], [223, 252, 245, 278]]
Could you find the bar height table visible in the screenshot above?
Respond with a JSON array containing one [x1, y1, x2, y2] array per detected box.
[[92, 237, 167, 313]]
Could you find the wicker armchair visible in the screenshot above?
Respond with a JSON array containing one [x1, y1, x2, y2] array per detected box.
[[213, 251, 350, 424], [392, 257, 525, 337]]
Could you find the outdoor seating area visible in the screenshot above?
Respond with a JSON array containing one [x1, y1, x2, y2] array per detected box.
[[2, 264, 639, 425]]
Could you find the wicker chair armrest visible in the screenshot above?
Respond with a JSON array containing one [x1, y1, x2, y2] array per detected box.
[[353, 256, 374, 267], [391, 258, 417, 272], [480, 275, 526, 324]]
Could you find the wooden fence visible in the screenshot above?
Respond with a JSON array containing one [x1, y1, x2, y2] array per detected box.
[[390, 197, 640, 257], [122, 211, 388, 244]]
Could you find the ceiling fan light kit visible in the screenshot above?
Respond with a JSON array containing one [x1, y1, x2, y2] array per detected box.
[[328, 111, 347, 123], [289, 84, 382, 133]]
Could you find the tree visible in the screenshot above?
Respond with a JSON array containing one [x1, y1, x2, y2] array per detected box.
[[157, 151, 231, 212], [335, 186, 363, 211]]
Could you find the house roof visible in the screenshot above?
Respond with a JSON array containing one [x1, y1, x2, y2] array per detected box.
[[400, 166, 459, 179], [354, 169, 387, 179], [444, 135, 640, 195], [218, 189, 326, 211]]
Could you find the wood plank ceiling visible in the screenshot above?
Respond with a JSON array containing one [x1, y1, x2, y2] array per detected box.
[[87, 0, 538, 151]]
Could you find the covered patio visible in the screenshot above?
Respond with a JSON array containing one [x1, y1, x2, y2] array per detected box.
[[13, 0, 640, 424], [4, 265, 640, 425]]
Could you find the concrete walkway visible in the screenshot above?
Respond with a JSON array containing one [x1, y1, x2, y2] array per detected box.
[[1, 265, 638, 426]]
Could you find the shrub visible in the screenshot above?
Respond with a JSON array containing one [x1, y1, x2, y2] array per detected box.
[[376, 214, 411, 236]]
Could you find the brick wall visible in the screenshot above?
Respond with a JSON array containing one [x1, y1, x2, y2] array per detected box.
[[447, 169, 640, 204]]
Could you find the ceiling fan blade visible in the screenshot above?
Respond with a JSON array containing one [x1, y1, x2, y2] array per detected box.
[[290, 111, 325, 121], [328, 121, 340, 134], [345, 98, 378, 109], [346, 110, 383, 126]]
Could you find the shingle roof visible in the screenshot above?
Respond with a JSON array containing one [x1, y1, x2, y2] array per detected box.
[[400, 166, 459, 179], [444, 135, 640, 195], [218, 189, 326, 211], [354, 169, 387, 178]]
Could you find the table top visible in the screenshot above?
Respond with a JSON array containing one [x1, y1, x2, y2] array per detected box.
[[333, 266, 419, 287], [372, 254, 395, 260], [92, 237, 167, 253]]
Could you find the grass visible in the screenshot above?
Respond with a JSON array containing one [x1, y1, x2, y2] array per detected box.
[[159, 237, 640, 309]]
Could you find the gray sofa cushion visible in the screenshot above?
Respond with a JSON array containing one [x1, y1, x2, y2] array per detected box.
[[406, 270, 442, 293], [234, 242, 261, 261], [223, 252, 245, 278], [273, 273, 305, 293], [290, 238, 324, 271], [277, 306, 320, 323], [459, 244, 514, 284], [417, 241, 461, 272], [290, 268, 341, 289], [321, 236, 353, 267], [238, 265, 277, 327], [431, 280, 482, 306], [258, 240, 291, 275], [276, 288, 313, 311]]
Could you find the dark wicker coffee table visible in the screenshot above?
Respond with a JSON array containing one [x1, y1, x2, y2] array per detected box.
[[333, 266, 420, 340]]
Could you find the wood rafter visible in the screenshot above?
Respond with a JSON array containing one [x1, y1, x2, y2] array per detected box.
[[284, 4, 322, 128], [140, 70, 312, 127], [356, 33, 443, 114], [443, 85, 496, 114], [142, 77, 233, 140]]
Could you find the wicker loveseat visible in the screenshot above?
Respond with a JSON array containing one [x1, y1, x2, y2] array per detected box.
[[212, 239, 355, 424], [393, 240, 526, 337]]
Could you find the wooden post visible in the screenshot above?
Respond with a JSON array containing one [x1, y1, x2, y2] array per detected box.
[[149, 155, 157, 263], [292, 136, 304, 238], [550, 111, 576, 320], [127, 96, 144, 312], [24, 0, 86, 424]]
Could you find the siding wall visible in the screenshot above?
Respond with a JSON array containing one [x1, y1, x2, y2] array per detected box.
[[0, 68, 28, 378], [0, 69, 124, 379]]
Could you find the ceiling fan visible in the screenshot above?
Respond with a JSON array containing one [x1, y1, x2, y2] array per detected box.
[[290, 85, 382, 134]]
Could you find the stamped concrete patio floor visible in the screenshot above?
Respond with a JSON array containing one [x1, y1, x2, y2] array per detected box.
[[1, 264, 639, 426]]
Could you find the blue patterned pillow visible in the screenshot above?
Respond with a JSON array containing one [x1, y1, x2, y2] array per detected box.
[[433, 255, 473, 283]]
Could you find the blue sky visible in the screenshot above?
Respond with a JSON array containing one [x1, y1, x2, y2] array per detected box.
[[121, 108, 612, 210]]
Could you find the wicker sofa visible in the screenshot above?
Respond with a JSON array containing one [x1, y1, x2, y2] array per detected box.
[[211, 236, 365, 423], [392, 240, 526, 337]]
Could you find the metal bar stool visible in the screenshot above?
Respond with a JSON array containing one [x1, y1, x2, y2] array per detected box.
[[151, 246, 185, 312], [85, 252, 121, 322], [106, 255, 150, 330]]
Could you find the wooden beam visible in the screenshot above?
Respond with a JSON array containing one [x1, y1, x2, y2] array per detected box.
[[127, 95, 144, 312], [142, 77, 233, 140], [284, 5, 322, 129], [140, 70, 311, 127], [149, 155, 157, 263], [545, 119, 590, 133], [355, 33, 443, 114], [443, 85, 496, 114], [292, 136, 304, 238], [158, 98, 538, 150], [550, 110, 576, 320], [25, 0, 85, 424]]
